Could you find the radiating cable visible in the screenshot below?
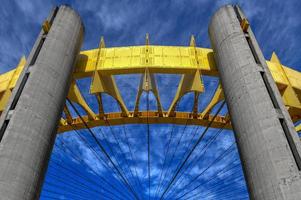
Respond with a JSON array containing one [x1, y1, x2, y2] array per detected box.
[[174, 161, 241, 199], [181, 167, 244, 200], [166, 142, 235, 198], [48, 159, 121, 199], [122, 124, 144, 195], [168, 122, 229, 196], [65, 124, 133, 199], [42, 187, 91, 200], [101, 116, 141, 199], [184, 176, 246, 200], [147, 91, 151, 200], [180, 168, 242, 199], [153, 105, 178, 198], [173, 148, 239, 199], [156, 104, 193, 197], [67, 99, 140, 200], [52, 138, 130, 199], [44, 180, 104, 199], [159, 101, 226, 199], [57, 136, 127, 194]]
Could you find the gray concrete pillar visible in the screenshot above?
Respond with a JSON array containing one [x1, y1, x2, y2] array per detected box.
[[209, 5, 301, 200], [0, 5, 84, 200]]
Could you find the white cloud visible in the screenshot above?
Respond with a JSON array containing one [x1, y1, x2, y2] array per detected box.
[[2, 0, 299, 198]]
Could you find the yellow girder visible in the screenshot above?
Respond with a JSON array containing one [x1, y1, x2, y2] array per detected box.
[[73, 46, 217, 77], [58, 111, 230, 133], [2, 46, 301, 90], [1, 44, 301, 132]]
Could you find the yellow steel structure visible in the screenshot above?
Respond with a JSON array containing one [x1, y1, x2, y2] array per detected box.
[[1, 36, 301, 133]]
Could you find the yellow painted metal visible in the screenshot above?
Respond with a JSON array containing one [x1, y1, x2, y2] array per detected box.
[[73, 46, 217, 77], [134, 35, 163, 117], [90, 71, 129, 116], [57, 111, 230, 133], [296, 123, 301, 132], [1, 43, 301, 133], [42, 20, 51, 33], [67, 80, 97, 120], [0, 57, 26, 93], [240, 18, 249, 33], [2, 46, 301, 91], [200, 83, 224, 119], [0, 90, 11, 115], [0, 57, 26, 114], [167, 36, 204, 117], [134, 68, 163, 117], [90, 37, 129, 117], [63, 105, 73, 124], [270, 52, 301, 121], [167, 70, 204, 117]]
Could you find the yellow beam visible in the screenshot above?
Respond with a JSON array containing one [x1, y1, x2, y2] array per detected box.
[[133, 68, 163, 116], [167, 70, 204, 117], [2, 46, 301, 92], [67, 80, 97, 120], [58, 111, 230, 133], [200, 83, 224, 119], [296, 123, 301, 132], [1, 45, 301, 132], [73, 46, 218, 77], [0, 57, 26, 113]]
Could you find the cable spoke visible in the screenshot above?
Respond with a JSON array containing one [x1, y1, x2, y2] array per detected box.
[[156, 104, 193, 198], [61, 125, 133, 199], [52, 138, 131, 199], [154, 115, 177, 198], [159, 101, 226, 199], [166, 122, 229, 197], [147, 91, 151, 200], [41, 82, 247, 199], [122, 124, 144, 195], [67, 99, 141, 200], [101, 117, 142, 199]]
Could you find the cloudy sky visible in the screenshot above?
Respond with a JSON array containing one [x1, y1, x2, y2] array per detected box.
[[1, 0, 301, 199]]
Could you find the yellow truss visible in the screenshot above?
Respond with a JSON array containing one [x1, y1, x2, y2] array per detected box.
[[1, 37, 301, 133]]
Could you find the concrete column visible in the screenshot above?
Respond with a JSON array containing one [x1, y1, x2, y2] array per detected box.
[[0, 5, 84, 200], [209, 5, 301, 200]]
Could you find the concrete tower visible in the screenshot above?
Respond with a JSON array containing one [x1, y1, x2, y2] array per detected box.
[[0, 6, 84, 199], [209, 5, 301, 199]]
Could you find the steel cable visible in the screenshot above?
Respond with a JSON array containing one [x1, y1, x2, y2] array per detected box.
[[67, 99, 140, 200], [159, 101, 226, 199]]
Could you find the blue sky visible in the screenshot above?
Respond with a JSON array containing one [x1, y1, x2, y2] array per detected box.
[[1, 0, 301, 199]]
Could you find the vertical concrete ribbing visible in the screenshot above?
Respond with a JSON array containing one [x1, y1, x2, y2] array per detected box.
[[0, 6, 84, 200], [209, 5, 301, 200]]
